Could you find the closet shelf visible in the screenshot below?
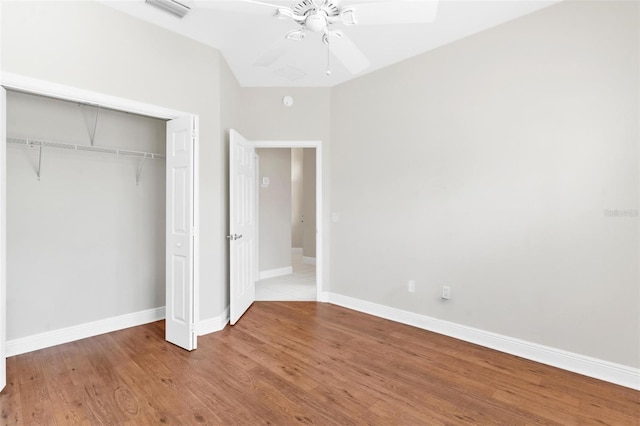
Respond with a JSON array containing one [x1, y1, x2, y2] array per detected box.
[[7, 137, 166, 159], [7, 136, 164, 185]]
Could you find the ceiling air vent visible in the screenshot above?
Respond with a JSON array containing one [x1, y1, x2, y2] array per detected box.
[[145, 0, 191, 18]]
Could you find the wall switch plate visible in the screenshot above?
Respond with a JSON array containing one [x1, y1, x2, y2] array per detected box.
[[408, 280, 416, 293], [441, 286, 451, 300]]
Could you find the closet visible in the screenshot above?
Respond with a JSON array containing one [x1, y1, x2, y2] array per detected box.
[[5, 90, 166, 346]]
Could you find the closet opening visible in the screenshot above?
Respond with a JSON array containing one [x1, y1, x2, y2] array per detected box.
[[0, 73, 199, 382], [5, 90, 168, 353]]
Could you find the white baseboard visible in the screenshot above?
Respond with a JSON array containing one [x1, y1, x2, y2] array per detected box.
[[292, 247, 303, 254], [303, 256, 316, 265], [198, 307, 229, 336], [317, 291, 330, 303], [6, 305, 231, 356], [6, 307, 165, 357], [259, 266, 293, 280], [326, 293, 640, 391]]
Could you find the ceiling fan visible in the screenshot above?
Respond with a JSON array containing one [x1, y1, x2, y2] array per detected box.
[[198, 0, 439, 75]]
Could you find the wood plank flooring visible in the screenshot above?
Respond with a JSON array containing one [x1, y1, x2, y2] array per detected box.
[[1, 302, 638, 425]]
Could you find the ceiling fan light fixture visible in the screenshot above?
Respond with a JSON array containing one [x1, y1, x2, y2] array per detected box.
[[145, 0, 191, 18], [305, 12, 328, 32]]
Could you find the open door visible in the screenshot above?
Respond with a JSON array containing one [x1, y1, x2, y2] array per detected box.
[[0, 87, 6, 390], [166, 116, 198, 350], [229, 130, 257, 325]]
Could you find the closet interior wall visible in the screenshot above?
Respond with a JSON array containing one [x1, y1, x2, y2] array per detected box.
[[6, 90, 166, 341]]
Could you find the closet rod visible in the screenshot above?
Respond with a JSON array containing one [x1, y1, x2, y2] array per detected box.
[[6, 137, 165, 159]]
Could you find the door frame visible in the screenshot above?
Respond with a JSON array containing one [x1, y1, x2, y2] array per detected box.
[[0, 72, 200, 369], [253, 140, 324, 301], [0, 87, 5, 391]]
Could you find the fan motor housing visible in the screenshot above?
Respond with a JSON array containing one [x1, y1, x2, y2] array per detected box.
[[293, 0, 340, 18]]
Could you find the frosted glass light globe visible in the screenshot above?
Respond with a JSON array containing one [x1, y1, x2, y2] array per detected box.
[[306, 12, 327, 32]]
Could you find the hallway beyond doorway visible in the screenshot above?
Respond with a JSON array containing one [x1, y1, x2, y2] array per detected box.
[[256, 250, 316, 301]]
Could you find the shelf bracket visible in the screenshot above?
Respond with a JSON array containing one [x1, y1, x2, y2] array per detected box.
[[29, 141, 43, 180], [136, 154, 149, 186], [89, 105, 101, 146]]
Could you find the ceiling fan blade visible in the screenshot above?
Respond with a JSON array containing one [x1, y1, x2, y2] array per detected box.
[[341, 0, 439, 25], [327, 31, 370, 75], [253, 44, 290, 67], [252, 31, 300, 67], [195, 0, 290, 15]]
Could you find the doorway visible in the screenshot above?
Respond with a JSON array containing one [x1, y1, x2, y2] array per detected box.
[[252, 139, 323, 303], [255, 147, 317, 301], [228, 131, 323, 325]]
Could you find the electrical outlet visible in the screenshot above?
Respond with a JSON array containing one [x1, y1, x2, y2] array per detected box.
[[408, 280, 416, 293], [441, 286, 451, 300]]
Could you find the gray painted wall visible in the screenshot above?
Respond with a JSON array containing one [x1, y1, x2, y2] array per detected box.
[[330, 0, 639, 367], [6, 91, 165, 339], [257, 148, 292, 272], [219, 58, 243, 311], [235, 89, 331, 143]]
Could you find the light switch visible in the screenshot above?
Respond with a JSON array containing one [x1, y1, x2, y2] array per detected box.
[[261, 177, 270, 187]]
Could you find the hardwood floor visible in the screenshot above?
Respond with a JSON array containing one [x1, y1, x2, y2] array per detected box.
[[1, 302, 638, 425]]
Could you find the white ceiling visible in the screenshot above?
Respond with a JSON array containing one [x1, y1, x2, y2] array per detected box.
[[100, 0, 559, 87]]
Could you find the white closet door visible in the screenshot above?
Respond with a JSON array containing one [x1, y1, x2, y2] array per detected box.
[[0, 87, 6, 391], [229, 129, 257, 325], [165, 116, 198, 350]]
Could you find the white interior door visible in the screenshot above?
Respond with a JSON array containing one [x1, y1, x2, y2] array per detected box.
[[229, 129, 257, 325], [0, 87, 6, 391], [166, 116, 198, 350]]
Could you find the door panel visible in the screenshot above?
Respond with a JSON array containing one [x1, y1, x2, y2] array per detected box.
[[229, 130, 257, 325], [166, 116, 197, 350]]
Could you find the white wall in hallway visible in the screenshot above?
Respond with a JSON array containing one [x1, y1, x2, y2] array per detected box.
[[257, 148, 292, 273]]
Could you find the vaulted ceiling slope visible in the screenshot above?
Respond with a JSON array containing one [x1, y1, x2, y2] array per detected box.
[[100, 0, 560, 87]]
